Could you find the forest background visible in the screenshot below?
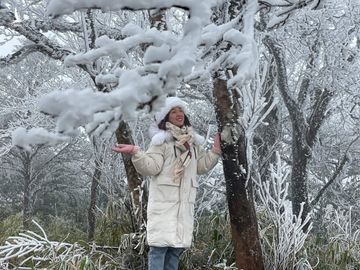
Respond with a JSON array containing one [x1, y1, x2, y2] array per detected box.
[[0, 0, 359, 269]]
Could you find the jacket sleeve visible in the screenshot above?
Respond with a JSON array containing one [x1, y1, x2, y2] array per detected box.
[[131, 144, 165, 176], [196, 145, 220, 175]]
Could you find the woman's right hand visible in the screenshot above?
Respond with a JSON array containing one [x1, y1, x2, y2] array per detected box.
[[112, 144, 139, 155]]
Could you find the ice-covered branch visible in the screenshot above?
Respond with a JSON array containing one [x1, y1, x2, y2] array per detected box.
[[261, 0, 322, 29], [21, 18, 124, 40], [311, 135, 359, 207], [263, 36, 312, 146], [6, 0, 259, 150], [263, 36, 300, 115], [254, 152, 312, 269], [0, 44, 43, 67], [0, 9, 73, 62]]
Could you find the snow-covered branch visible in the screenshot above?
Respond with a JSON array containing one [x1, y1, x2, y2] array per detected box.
[[4, 0, 260, 152], [7, 1, 228, 150], [46, 0, 218, 24]]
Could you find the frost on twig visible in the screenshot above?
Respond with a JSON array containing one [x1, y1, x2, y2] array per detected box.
[[0, 220, 119, 269], [254, 152, 312, 269]]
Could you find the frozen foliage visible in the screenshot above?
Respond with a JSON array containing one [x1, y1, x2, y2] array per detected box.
[[255, 153, 313, 270], [240, 76, 277, 183], [0, 220, 120, 269], [321, 206, 360, 267]]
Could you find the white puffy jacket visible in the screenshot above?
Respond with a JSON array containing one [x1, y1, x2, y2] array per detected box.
[[131, 133, 219, 248]]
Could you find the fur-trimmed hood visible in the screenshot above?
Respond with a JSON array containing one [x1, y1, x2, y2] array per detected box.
[[148, 122, 205, 146]]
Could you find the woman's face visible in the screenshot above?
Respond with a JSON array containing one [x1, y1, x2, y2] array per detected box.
[[168, 106, 185, 127]]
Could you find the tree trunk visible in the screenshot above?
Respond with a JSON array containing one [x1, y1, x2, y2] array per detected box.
[[23, 172, 32, 229], [22, 152, 32, 229], [291, 130, 310, 223], [87, 157, 102, 241], [115, 121, 146, 228], [213, 77, 264, 270]]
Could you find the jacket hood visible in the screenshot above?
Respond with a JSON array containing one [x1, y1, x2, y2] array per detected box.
[[148, 122, 205, 146]]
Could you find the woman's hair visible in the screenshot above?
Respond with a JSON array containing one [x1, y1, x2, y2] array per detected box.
[[158, 112, 191, 130]]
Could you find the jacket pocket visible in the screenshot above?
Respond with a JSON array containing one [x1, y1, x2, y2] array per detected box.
[[156, 175, 180, 186], [151, 176, 180, 203]]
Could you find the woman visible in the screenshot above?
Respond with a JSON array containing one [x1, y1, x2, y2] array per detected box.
[[112, 97, 221, 270]]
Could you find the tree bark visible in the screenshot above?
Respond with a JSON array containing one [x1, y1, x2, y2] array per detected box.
[[213, 76, 264, 270], [87, 157, 102, 241], [23, 172, 32, 229], [290, 132, 311, 223], [21, 151, 32, 229]]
